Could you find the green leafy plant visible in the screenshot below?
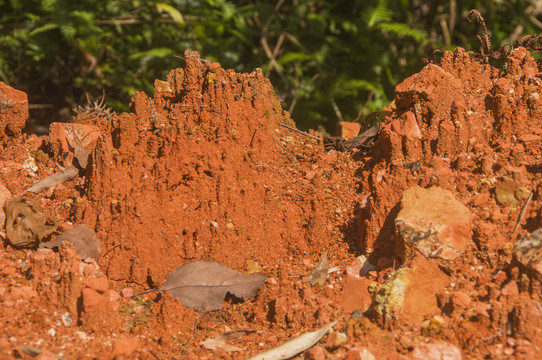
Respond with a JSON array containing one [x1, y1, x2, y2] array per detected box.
[[0, 0, 540, 132]]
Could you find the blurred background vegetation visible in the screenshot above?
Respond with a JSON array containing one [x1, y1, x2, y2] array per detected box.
[[0, 0, 541, 132]]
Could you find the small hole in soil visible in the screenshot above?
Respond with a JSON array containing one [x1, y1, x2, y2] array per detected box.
[[266, 300, 276, 323]]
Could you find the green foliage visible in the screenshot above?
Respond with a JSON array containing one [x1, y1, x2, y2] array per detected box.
[[0, 0, 540, 131]]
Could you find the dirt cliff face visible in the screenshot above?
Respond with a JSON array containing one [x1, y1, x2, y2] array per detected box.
[[0, 46, 541, 359], [359, 47, 542, 257], [76, 50, 363, 287]]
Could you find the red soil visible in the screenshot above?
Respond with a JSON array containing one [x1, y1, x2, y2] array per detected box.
[[0, 47, 541, 359]]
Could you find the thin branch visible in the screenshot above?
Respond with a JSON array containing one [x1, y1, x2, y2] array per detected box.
[[278, 122, 321, 140], [260, 37, 283, 78], [513, 191, 533, 234]]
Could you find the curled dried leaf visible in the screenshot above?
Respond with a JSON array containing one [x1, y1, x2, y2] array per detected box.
[[5, 198, 57, 248]]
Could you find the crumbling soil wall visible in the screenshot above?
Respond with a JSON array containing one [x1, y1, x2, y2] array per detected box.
[[77, 50, 362, 285], [359, 47, 542, 257], [2, 46, 542, 359]]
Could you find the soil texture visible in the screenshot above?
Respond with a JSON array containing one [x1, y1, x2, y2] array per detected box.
[[1, 47, 542, 359]]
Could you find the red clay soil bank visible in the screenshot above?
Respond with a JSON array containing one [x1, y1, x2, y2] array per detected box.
[[359, 47, 542, 257], [76, 50, 362, 285], [1, 47, 542, 359]]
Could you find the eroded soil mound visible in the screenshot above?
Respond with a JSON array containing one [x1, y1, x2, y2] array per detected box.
[[76, 50, 361, 286], [0, 47, 541, 359]]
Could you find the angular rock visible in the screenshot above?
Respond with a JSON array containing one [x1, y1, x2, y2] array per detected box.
[[407, 341, 462, 360], [337, 121, 361, 140], [395, 187, 473, 262], [371, 255, 449, 325], [0, 182, 11, 238], [0, 81, 28, 141], [340, 277, 372, 314], [514, 229, 542, 278], [112, 337, 139, 358], [495, 176, 530, 210], [512, 297, 542, 348], [48, 122, 102, 168], [304, 346, 326, 360], [344, 348, 376, 360]]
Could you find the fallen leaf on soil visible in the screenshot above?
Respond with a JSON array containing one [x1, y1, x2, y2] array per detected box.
[[323, 121, 381, 152], [160, 260, 268, 312], [25, 165, 79, 194], [5, 198, 57, 248], [72, 145, 91, 170], [246, 319, 339, 360], [308, 252, 329, 286], [17, 345, 61, 359], [200, 329, 256, 352], [40, 224, 101, 261]]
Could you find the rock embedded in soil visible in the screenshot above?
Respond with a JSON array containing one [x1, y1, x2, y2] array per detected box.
[[495, 176, 530, 210], [370, 255, 449, 325], [0, 182, 11, 238], [395, 186, 473, 262], [512, 297, 542, 350], [407, 341, 462, 360], [0, 81, 28, 141], [112, 336, 139, 358], [513, 228, 542, 278], [48, 122, 102, 167]]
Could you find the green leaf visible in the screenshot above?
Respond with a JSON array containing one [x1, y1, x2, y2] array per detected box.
[[331, 79, 385, 98], [363, 1, 393, 28], [156, 3, 184, 26], [277, 52, 311, 66], [378, 22, 427, 43], [29, 23, 59, 36], [128, 47, 175, 61]]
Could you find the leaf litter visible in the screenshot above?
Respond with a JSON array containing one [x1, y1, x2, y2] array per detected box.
[[160, 260, 268, 312], [5, 198, 57, 248], [308, 252, 329, 286], [40, 224, 101, 261], [200, 329, 257, 352], [25, 165, 79, 194], [246, 319, 340, 360]]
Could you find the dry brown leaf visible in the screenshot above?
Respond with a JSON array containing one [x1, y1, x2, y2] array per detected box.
[[41, 224, 101, 261], [200, 329, 256, 352], [308, 252, 329, 286], [5, 198, 57, 248], [73, 145, 91, 169], [160, 260, 268, 312], [25, 165, 79, 194]]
